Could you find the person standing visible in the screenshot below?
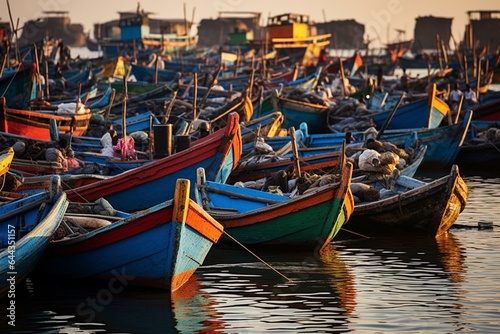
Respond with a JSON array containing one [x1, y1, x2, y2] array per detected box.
[[464, 84, 478, 104]]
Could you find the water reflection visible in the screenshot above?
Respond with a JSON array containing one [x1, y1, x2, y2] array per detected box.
[[198, 246, 354, 332], [1, 175, 498, 333], [333, 232, 467, 332], [0, 273, 223, 333]]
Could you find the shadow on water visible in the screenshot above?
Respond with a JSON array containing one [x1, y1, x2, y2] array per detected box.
[[1, 272, 225, 333], [1, 170, 498, 333]]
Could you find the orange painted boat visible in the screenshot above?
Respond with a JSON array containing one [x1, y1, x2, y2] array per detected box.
[[0, 97, 92, 141]]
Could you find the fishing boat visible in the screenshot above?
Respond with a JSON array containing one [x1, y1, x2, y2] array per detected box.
[[454, 120, 500, 169], [0, 97, 93, 141], [378, 110, 472, 168], [195, 153, 353, 251], [234, 127, 427, 183], [265, 13, 331, 67], [345, 165, 468, 237], [271, 90, 330, 134], [0, 175, 68, 298], [96, 6, 198, 58], [278, 110, 473, 169], [370, 83, 450, 130], [15, 173, 110, 193], [39, 179, 223, 291], [65, 112, 242, 212], [0, 147, 14, 176]]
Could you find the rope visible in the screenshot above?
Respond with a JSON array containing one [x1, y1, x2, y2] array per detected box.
[[0, 173, 6, 192], [222, 230, 293, 282], [1, 53, 31, 98], [340, 227, 369, 239], [60, 177, 92, 204], [488, 140, 500, 153]]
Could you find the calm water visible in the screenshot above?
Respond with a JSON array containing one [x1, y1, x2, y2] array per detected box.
[[1, 167, 499, 333]]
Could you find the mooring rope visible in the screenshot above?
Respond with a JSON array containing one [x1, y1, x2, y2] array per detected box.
[[222, 230, 293, 282]]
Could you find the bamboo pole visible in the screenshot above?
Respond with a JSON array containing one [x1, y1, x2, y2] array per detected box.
[[45, 60, 50, 99], [121, 71, 129, 161], [199, 65, 222, 109], [464, 55, 469, 84], [163, 90, 178, 124], [248, 55, 256, 99], [436, 34, 443, 71], [192, 71, 198, 123], [339, 57, 347, 97], [475, 58, 481, 99], [289, 127, 301, 178], [453, 95, 464, 124], [6, 0, 20, 65], [233, 48, 240, 77], [33, 43, 42, 97]]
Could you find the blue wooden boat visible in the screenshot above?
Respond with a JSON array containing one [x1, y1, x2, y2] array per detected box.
[[379, 110, 473, 169], [0, 66, 32, 108], [370, 83, 450, 130], [65, 112, 242, 212], [110, 111, 161, 136], [0, 175, 68, 298], [454, 120, 500, 169], [130, 64, 178, 83], [195, 153, 353, 251], [39, 179, 223, 291], [261, 109, 472, 170]]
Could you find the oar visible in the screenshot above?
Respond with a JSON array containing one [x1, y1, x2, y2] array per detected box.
[[376, 94, 405, 140]]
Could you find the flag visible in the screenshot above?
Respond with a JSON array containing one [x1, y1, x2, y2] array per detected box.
[[350, 52, 363, 76]]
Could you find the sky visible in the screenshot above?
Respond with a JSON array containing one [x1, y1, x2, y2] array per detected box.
[[1, 0, 499, 48]]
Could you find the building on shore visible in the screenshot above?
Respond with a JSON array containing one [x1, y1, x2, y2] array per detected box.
[[413, 15, 453, 51], [197, 12, 262, 47], [18, 11, 86, 47], [464, 10, 500, 54], [314, 20, 365, 50]]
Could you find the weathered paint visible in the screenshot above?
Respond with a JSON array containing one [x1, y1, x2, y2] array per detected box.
[[65, 112, 242, 212], [0, 178, 68, 297], [40, 180, 223, 291]]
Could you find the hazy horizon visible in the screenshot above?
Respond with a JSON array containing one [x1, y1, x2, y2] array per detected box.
[[1, 0, 499, 48]]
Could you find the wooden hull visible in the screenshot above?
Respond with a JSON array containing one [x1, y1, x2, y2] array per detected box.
[[379, 111, 472, 169], [371, 84, 448, 130], [0, 176, 68, 297], [232, 141, 425, 185], [278, 97, 329, 134], [0, 98, 92, 141], [198, 159, 354, 251], [65, 113, 242, 212], [346, 165, 468, 237], [240, 112, 285, 145], [230, 150, 344, 183], [40, 179, 223, 291], [371, 98, 429, 130], [10, 158, 66, 176], [455, 141, 500, 169], [469, 92, 500, 121], [17, 174, 110, 193], [0, 148, 14, 176]]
